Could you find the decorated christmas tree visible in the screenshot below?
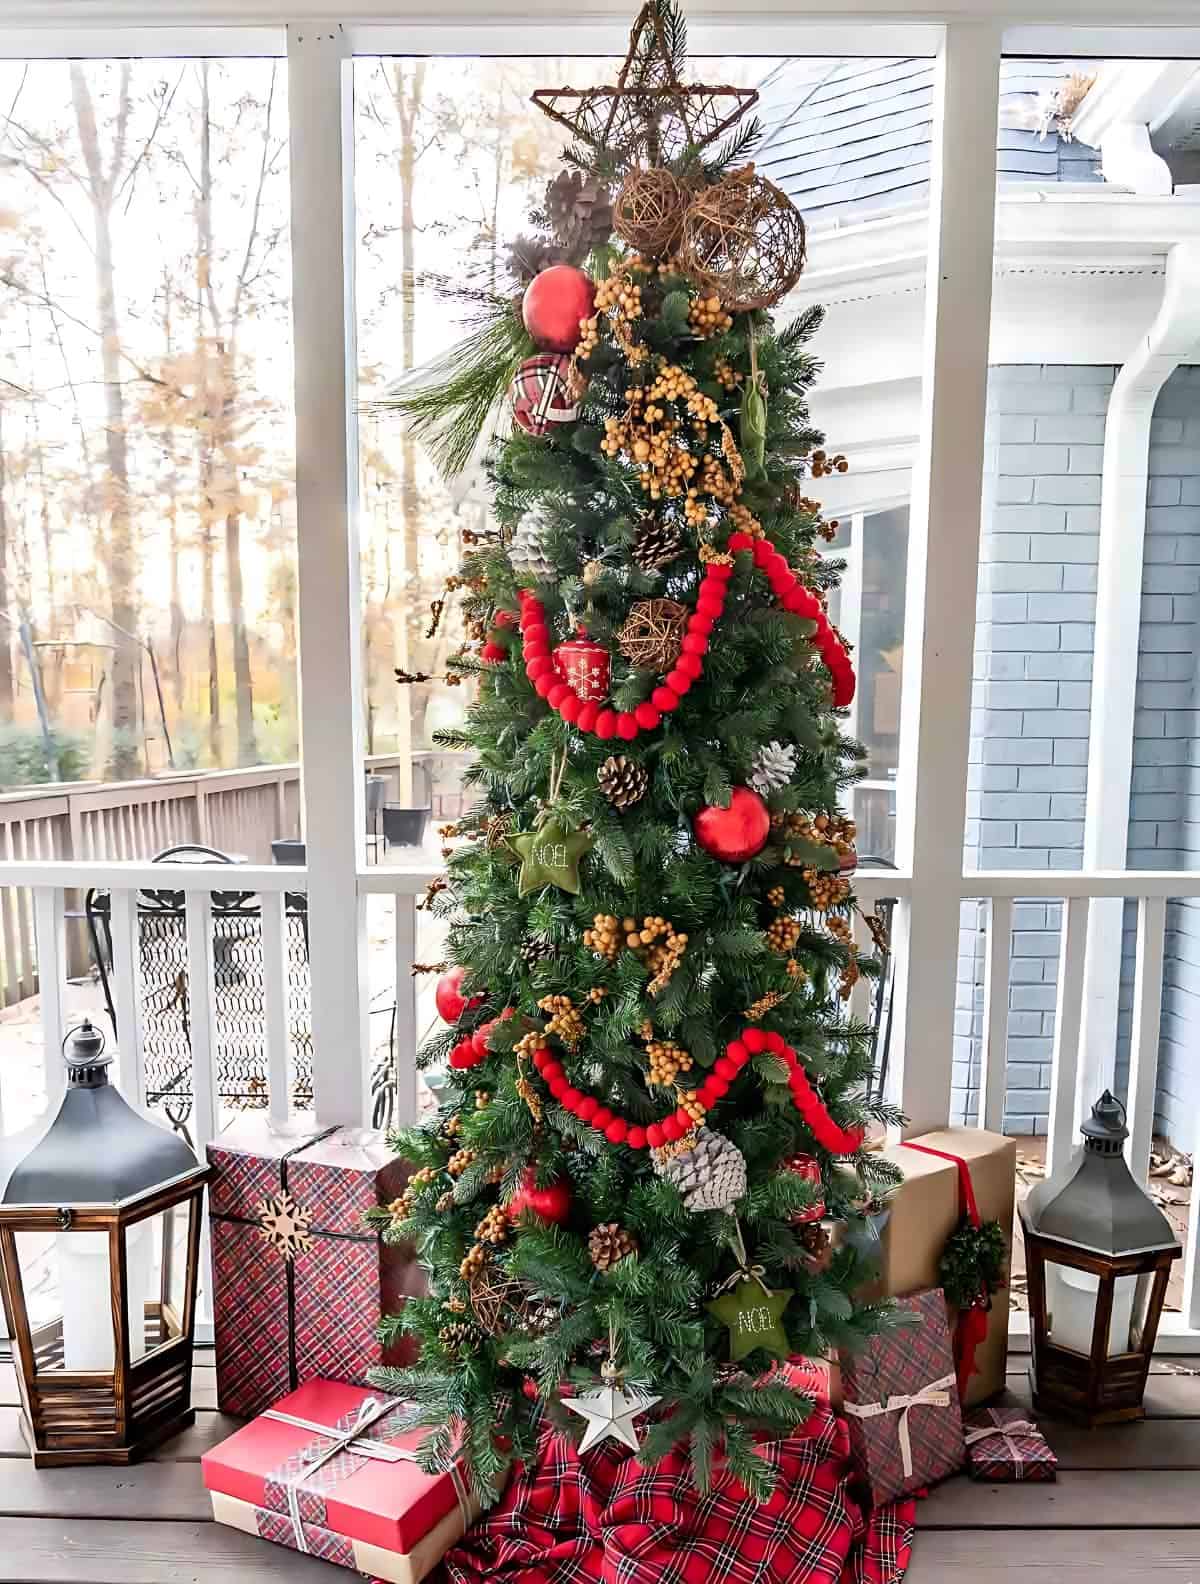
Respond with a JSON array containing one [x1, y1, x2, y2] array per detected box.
[[371, 0, 903, 1504]]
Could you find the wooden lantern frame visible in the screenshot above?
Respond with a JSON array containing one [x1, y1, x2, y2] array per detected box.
[[1021, 1209, 1180, 1427], [0, 1166, 211, 1467]]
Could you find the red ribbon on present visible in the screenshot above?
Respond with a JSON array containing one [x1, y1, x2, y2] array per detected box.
[[905, 1142, 991, 1399]]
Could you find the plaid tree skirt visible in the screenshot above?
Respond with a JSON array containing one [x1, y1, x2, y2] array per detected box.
[[434, 1395, 914, 1584]]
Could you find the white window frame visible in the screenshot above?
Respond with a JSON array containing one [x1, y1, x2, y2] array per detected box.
[[5, 4, 1200, 1345]]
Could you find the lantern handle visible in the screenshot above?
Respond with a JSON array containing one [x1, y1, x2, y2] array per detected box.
[[61, 1019, 111, 1073]]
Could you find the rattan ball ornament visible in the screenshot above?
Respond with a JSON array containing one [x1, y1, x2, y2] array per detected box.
[[679, 166, 807, 311], [617, 598, 687, 671], [613, 166, 688, 257]]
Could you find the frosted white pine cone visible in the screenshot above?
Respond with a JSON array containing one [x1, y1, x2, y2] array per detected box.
[[749, 740, 798, 796], [659, 1128, 748, 1213], [508, 507, 557, 582]]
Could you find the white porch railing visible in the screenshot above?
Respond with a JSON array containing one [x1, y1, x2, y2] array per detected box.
[[2, 858, 1200, 1349]]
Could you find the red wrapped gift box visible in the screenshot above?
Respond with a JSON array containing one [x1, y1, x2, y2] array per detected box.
[[840, 1288, 965, 1504], [964, 1405, 1057, 1482], [202, 1378, 477, 1584], [207, 1115, 426, 1417]]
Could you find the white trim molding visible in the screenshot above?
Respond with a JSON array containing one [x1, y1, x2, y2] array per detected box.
[[1071, 61, 1200, 194]]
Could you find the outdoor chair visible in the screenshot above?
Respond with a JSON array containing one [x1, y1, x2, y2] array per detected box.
[[85, 844, 399, 1143]]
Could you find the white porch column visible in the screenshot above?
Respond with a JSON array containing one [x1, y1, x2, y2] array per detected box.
[[1076, 241, 1200, 1125], [890, 21, 1001, 1138], [287, 22, 370, 1129]]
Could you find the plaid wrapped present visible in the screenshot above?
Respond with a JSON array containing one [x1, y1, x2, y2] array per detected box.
[[964, 1406, 1057, 1482], [207, 1115, 425, 1417], [202, 1378, 478, 1584], [840, 1288, 966, 1504]]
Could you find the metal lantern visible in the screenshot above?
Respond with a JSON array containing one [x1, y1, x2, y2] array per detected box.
[[0, 1021, 211, 1466], [1021, 1090, 1180, 1426]]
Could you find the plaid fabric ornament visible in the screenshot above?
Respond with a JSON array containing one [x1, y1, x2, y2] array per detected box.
[[510, 353, 580, 438]]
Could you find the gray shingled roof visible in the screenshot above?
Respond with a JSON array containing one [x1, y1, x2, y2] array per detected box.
[[756, 58, 1102, 223]]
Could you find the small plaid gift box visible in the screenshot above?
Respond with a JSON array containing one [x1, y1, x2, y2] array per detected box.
[[964, 1406, 1057, 1482], [840, 1288, 966, 1503]]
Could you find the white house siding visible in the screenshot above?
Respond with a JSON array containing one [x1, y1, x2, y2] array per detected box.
[[955, 364, 1200, 1141]]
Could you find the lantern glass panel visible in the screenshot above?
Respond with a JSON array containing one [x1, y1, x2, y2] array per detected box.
[[1044, 1258, 1140, 1357], [130, 1201, 195, 1359]]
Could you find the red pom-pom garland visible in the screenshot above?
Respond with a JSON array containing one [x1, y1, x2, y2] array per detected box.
[[530, 1028, 863, 1156], [515, 535, 853, 742]]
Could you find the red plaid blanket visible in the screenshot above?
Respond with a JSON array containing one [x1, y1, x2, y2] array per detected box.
[[434, 1394, 913, 1584]]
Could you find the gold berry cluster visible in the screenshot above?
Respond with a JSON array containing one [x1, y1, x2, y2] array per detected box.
[[766, 914, 802, 954], [593, 269, 643, 320], [447, 1147, 476, 1177], [810, 449, 849, 478], [536, 993, 587, 1048], [727, 501, 764, 538], [387, 1165, 439, 1222], [475, 1205, 509, 1246], [583, 913, 622, 961], [636, 916, 689, 994], [646, 1034, 692, 1088], [767, 884, 786, 907], [460, 1242, 487, 1280], [678, 1088, 707, 1123], [689, 293, 733, 337], [714, 357, 743, 391], [805, 868, 851, 910]]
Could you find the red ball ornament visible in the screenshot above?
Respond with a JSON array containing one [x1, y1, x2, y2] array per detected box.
[[782, 1153, 826, 1225], [553, 628, 611, 703], [510, 353, 581, 437], [505, 1166, 571, 1226], [435, 965, 483, 1024], [522, 265, 596, 353], [693, 785, 771, 863]]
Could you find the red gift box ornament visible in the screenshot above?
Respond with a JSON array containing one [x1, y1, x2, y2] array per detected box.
[[553, 627, 610, 703], [510, 353, 580, 438]]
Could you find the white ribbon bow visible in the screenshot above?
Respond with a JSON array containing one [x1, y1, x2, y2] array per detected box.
[[964, 1417, 1040, 1466], [263, 1396, 470, 1554], [844, 1371, 957, 1478]]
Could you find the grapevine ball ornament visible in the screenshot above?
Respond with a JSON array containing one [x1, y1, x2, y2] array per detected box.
[[515, 531, 853, 744], [693, 785, 771, 864], [435, 965, 482, 1024], [617, 598, 687, 671], [782, 1153, 826, 1226], [552, 628, 611, 703], [612, 165, 689, 257], [678, 165, 808, 312], [510, 353, 581, 439], [521, 264, 596, 353], [532, 1026, 866, 1155], [505, 1166, 571, 1226]]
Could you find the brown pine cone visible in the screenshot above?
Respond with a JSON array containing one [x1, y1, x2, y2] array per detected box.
[[632, 515, 683, 572], [799, 1221, 834, 1275], [597, 754, 649, 810], [588, 1222, 638, 1271], [438, 1321, 479, 1357]]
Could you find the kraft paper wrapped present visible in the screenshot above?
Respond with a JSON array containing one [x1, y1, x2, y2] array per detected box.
[[207, 1114, 426, 1417], [866, 1128, 1016, 1408], [840, 1288, 966, 1504], [964, 1404, 1057, 1482], [202, 1378, 478, 1584]]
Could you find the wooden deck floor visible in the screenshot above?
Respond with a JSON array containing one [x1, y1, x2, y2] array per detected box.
[[2, 1354, 1199, 1582]]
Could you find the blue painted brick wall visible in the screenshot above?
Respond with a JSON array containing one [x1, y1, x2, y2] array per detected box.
[[957, 364, 1200, 1140]]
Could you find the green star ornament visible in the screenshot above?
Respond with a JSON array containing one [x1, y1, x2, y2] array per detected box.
[[508, 820, 594, 897], [706, 1278, 792, 1363]]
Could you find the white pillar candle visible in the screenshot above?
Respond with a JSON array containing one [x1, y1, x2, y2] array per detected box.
[[1047, 1264, 1138, 1357], [58, 1222, 154, 1371]]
